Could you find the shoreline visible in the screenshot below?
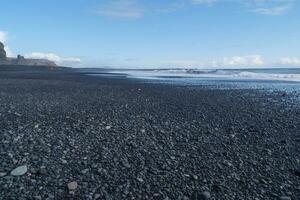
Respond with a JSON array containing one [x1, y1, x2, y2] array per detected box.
[[0, 67, 299, 199]]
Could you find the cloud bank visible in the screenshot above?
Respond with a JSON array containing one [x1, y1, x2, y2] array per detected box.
[[25, 52, 81, 66], [0, 31, 14, 57], [279, 57, 300, 67], [169, 55, 300, 68], [253, 5, 290, 15], [222, 55, 264, 67]]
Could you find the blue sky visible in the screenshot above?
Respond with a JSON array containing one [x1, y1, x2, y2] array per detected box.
[[0, 0, 300, 68]]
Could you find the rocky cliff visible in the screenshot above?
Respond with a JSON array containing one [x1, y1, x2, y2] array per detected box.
[[0, 42, 7, 63], [0, 42, 57, 66]]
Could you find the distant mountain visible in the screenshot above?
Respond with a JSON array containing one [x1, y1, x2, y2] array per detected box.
[[0, 42, 57, 67]]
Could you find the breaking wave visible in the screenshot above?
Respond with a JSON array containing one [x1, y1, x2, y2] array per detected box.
[[118, 68, 300, 82]]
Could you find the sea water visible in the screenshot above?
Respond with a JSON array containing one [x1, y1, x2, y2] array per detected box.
[[86, 68, 300, 92]]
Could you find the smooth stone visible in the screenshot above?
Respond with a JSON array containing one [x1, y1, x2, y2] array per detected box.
[[0, 172, 7, 177], [10, 165, 28, 176], [34, 196, 42, 200], [80, 169, 89, 174], [137, 177, 144, 182], [280, 196, 291, 200], [68, 181, 78, 190], [61, 159, 68, 164], [200, 191, 211, 200], [37, 166, 47, 175]]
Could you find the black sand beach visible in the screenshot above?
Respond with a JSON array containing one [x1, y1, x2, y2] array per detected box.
[[0, 67, 300, 200]]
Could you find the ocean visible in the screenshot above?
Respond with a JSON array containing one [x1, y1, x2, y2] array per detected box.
[[86, 68, 300, 93]]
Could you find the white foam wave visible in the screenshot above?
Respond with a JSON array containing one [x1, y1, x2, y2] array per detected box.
[[112, 69, 300, 82], [231, 71, 300, 81]]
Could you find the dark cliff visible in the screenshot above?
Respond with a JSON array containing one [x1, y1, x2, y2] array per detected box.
[[0, 42, 57, 67]]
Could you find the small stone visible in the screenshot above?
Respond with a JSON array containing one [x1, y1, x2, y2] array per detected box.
[[61, 159, 68, 164], [67, 181, 78, 190], [80, 169, 89, 174], [121, 159, 131, 168], [30, 168, 38, 174], [34, 196, 42, 200], [266, 149, 272, 155], [105, 126, 111, 130], [193, 175, 199, 180], [212, 184, 222, 192], [10, 165, 28, 176], [94, 194, 101, 199], [14, 112, 22, 117], [280, 196, 291, 200], [137, 177, 144, 182], [0, 172, 7, 177], [37, 166, 47, 175], [200, 191, 211, 200]]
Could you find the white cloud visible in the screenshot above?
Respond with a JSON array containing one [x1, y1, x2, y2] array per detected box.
[[188, 0, 294, 15], [253, 5, 290, 15], [0, 31, 8, 43], [0, 31, 15, 57], [95, 0, 144, 19], [167, 55, 265, 68], [25, 52, 61, 62], [279, 57, 300, 67], [91, 0, 294, 18], [169, 55, 300, 69], [222, 55, 264, 67], [25, 52, 81, 65], [4, 46, 14, 57]]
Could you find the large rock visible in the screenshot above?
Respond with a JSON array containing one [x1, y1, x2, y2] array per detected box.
[[10, 165, 28, 176], [0, 42, 7, 63]]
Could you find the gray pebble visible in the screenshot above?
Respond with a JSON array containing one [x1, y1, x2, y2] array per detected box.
[[10, 165, 28, 176]]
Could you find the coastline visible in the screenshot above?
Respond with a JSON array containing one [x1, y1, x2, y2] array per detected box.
[[0, 67, 299, 199]]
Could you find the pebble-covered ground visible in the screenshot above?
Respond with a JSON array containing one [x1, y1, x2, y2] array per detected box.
[[0, 69, 300, 200]]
